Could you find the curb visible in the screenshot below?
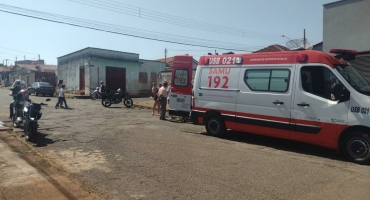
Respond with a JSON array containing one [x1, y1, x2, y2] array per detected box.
[[0, 121, 12, 131]]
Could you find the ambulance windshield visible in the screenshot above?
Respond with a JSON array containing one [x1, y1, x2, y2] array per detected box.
[[335, 65, 370, 95]]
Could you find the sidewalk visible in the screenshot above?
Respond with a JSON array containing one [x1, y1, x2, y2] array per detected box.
[[0, 129, 102, 200]]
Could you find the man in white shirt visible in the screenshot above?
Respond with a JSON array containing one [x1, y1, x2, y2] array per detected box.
[[157, 81, 168, 120], [55, 85, 69, 109]]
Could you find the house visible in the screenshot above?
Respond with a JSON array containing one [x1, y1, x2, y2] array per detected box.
[[156, 56, 198, 85], [0, 65, 14, 86], [8, 63, 57, 87], [323, 0, 370, 79], [253, 44, 290, 53], [312, 42, 323, 51], [57, 47, 165, 96]]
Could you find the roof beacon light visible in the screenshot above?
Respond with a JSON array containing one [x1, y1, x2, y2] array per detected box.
[[297, 54, 308, 62], [329, 49, 358, 54], [235, 57, 243, 64], [329, 49, 357, 61], [204, 58, 210, 65]]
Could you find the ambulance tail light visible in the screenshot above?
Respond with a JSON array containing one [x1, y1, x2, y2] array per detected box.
[[329, 49, 357, 61], [297, 54, 308, 62], [203, 58, 209, 65], [235, 57, 243, 64]]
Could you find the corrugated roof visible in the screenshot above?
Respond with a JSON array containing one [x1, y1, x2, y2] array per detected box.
[[253, 44, 290, 53], [16, 64, 39, 71], [0, 65, 14, 73]]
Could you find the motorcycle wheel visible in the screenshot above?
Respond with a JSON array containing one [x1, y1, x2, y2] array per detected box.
[[102, 98, 112, 107], [25, 121, 37, 141], [123, 98, 133, 108]]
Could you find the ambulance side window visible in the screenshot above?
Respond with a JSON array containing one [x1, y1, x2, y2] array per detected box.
[[301, 66, 342, 100], [173, 69, 189, 87], [244, 69, 290, 92]]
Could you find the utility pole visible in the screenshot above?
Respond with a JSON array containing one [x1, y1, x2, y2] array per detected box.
[[38, 54, 40, 60], [165, 48, 167, 67], [303, 29, 306, 49], [24, 55, 25, 60], [5, 59, 9, 67]]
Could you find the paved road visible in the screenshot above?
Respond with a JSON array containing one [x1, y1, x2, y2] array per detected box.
[[1, 88, 370, 200]]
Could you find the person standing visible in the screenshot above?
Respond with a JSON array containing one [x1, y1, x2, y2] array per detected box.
[[157, 81, 168, 120], [99, 81, 106, 93], [151, 82, 160, 116], [55, 85, 69, 109]]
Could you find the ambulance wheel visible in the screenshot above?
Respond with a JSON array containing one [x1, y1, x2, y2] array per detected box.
[[205, 114, 226, 137], [342, 131, 370, 164]]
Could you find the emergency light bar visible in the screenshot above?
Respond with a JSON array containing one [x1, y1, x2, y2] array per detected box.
[[329, 49, 357, 61]]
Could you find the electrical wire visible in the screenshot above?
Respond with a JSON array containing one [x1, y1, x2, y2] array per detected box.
[[0, 3, 271, 52], [67, 0, 291, 41], [0, 47, 38, 55]]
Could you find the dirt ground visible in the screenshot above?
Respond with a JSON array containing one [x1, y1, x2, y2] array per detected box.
[[1, 89, 370, 200]]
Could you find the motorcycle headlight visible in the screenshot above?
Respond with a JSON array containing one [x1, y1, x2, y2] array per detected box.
[[23, 107, 28, 112], [39, 109, 42, 114]]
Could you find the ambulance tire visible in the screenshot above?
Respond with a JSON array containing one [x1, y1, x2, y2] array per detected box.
[[205, 114, 226, 137], [342, 131, 370, 165]]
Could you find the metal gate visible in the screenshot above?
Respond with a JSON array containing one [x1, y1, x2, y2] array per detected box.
[[106, 67, 126, 92]]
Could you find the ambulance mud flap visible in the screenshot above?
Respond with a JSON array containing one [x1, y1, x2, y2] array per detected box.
[[190, 110, 205, 124]]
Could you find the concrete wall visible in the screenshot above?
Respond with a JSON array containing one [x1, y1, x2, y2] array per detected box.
[[57, 58, 88, 93], [89, 58, 140, 95], [138, 60, 165, 94], [323, 0, 370, 52]]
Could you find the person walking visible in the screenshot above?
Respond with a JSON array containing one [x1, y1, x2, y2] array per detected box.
[[151, 82, 160, 116], [157, 81, 168, 120], [55, 85, 69, 109]]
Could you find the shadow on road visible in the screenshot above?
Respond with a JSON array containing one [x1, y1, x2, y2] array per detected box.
[[198, 129, 343, 162], [33, 132, 58, 147]]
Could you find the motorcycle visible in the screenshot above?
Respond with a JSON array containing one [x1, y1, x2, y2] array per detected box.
[[101, 88, 133, 108], [12, 89, 29, 128], [23, 98, 50, 141], [91, 87, 102, 100]]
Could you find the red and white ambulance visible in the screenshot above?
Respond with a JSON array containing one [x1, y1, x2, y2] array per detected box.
[[169, 49, 370, 164]]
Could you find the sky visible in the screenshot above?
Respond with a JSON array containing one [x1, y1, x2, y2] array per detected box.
[[0, 0, 336, 65]]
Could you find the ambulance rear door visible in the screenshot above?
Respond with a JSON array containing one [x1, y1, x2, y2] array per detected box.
[[169, 55, 193, 117]]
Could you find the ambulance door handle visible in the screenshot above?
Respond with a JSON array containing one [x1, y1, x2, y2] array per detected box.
[[297, 103, 310, 107], [273, 101, 284, 105]]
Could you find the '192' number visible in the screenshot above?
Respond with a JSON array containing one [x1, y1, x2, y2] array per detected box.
[[208, 76, 229, 88]]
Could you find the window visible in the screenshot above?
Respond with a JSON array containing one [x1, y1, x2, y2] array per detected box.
[[244, 69, 290, 92], [301, 66, 344, 100], [38, 82, 51, 87], [173, 69, 188, 87]]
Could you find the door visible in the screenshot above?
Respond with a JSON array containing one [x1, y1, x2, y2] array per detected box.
[[80, 68, 85, 91], [236, 66, 293, 138], [106, 67, 126, 93], [169, 55, 193, 117], [292, 65, 349, 144]]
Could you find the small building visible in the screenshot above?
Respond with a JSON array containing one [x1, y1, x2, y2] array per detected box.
[[57, 47, 165, 96], [156, 56, 198, 86], [0, 66, 14, 86], [253, 44, 290, 53], [323, 0, 370, 79], [8, 64, 57, 87]]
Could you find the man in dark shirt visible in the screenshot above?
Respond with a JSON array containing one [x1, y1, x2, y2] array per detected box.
[[9, 80, 22, 119]]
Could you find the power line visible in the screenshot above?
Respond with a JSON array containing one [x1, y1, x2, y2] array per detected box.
[[2, 3, 267, 49], [0, 3, 269, 51], [0, 47, 38, 55], [67, 0, 291, 41]]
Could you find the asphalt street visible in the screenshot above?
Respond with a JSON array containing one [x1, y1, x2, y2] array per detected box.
[[1, 88, 370, 200]]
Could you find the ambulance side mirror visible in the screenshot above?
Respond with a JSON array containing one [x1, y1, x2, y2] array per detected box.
[[332, 84, 349, 103]]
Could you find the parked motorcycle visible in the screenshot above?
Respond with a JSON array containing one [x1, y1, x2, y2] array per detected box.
[[23, 98, 51, 141], [101, 88, 133, 108], [91, 87, 102, 100], [12, 89, 29, 128]]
